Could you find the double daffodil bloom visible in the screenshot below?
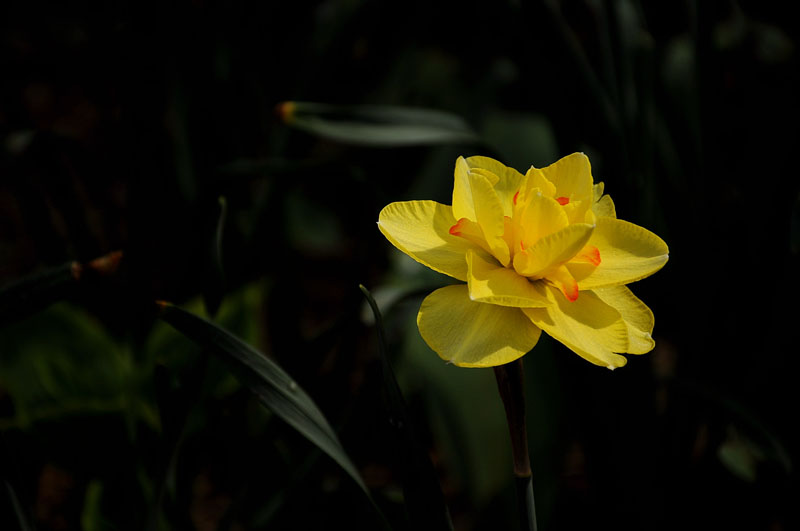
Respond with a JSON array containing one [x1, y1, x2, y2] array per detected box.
[[378, 153, 668, 369]]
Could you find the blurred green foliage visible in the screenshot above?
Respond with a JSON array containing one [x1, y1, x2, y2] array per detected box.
[[1, 1, 798, 530]]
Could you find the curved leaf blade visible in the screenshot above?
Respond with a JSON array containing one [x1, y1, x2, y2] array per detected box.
[[3, 480, 34, 531], [0, 251, 123, 328], [156, 303, 369, 495], [0, 262, 77, 326], [279, 101, 480, 147], [201, 196, 228, 317], [359, 285, 453, 530]]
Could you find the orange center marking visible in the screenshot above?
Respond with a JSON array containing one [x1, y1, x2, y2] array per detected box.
[[585, 246, 601, 266], [449, 218, 466, 236], [556, 196, 570, 205], [564, 283, 579, 302]]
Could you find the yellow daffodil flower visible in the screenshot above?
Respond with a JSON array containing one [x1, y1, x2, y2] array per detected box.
[[377, 153, 668, 369]]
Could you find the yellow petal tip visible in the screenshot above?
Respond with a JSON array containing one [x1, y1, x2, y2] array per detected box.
[[606, 358, 627, 370]]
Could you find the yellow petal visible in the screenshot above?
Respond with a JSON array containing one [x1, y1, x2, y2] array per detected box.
[[532, 153, 594, 225], [523, 286, 629, 369], [452, 156, 476, 221], [449, 217, 493, 256], [378, 200, 491, 281], [543, 264, 579, 302], [570, 245, 601, 266], [466, 249, 550, 308], [452, 158, 500, 221], [523, 167, 557, 199], [513, 223, 594, 278], [518, 193, 569, 247], [592, 182, 605, 202], [501, 215, 519, 261], [593, 194, 616, 218], [594, 285, 655, 354], [567, 217, 668, 289], [469, 171, 511, 266], [591, 182, 615, 218], [417, 285, 542, 368], [468, 167, 501, 186], [539, 152, 594, 204], [466, 156, 526, 216], [558, 199, 587, 224]]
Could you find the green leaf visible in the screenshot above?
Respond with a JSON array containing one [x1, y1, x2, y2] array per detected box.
[[279, 101, 480, 147], [155, 303, 369, 495], [4, 480, 34, 531], [80, 480, 107, 531], [202, 196, 228, 317], [0, 302, 148, 431], [0, 262, 77, 326], [0, 251, 123, 329], [717, 425, 762, 483], [398, 307, 510, 505], [359, 284, 453, 530]]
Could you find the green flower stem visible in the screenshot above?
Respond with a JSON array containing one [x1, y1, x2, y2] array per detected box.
[[494, 358, 538, 531]]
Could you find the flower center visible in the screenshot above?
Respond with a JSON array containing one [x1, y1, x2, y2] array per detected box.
[[448, 188, 601, 303]]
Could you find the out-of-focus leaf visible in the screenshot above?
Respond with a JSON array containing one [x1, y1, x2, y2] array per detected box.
[[3, 480, 33, 531], [718, 425, 763, 483], [215, 197, 227, 272], [0, 302, 154, 431], [147, 354, 209, 531], [482, 110, 558, 170], [0, 262, 77, 326], [80, 480, 108, 531], [366, 248, 457, 326], [662, 36, 701, 155], [0, 252, 124, 327], [285, 190, 345, 254], [155, 303, 370, 496], [360, 285, 453, 530], [397, 304, 510, 505], [216, 157, 329, 176], [249, 450, 322, 528], [531, 1, 621, 136], [677, 378, 792, 475], [278, 101, 480, 146], [359, 282, 442, 326], [714, 9, 793, 64], [202, 196, 228, 317]]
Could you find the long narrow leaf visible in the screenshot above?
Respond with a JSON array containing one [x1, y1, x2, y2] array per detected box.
[[0, 262, 77, 326], [156, 303, 368, 495], [202, 196, 228, 317], [278, 101, 480, 147], [0, 251, 123, 327], [359, 285, 453, 530], [4, 480, 34, 531]]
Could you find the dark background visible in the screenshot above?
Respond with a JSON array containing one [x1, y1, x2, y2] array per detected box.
[[1, 1, 798, 530]]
